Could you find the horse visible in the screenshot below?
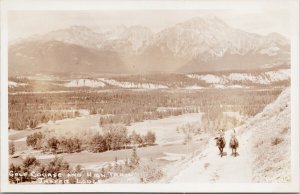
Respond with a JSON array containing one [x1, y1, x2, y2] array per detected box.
[[214, 136, 226, 157], [229, 136, 239, 157]]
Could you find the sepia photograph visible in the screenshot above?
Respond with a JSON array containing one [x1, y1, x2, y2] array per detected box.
[[1, 0, 299, 192]]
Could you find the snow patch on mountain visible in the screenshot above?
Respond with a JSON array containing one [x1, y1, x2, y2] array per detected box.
[[64, 79, 106, 88], [184, 85, 205, 90], [187, 69, 290, 85], [8, 81, 28, 88], [193, 74, 225, 84], [260, 46, 280, 56], [264, 69, 290, 82], [211, 84, 226, 89], [98, 78, 168, 89], [227, 84, 245, 88], [209, 84, 247, 89], [39, 25, 105, 49], [154, 16, 289, 62]]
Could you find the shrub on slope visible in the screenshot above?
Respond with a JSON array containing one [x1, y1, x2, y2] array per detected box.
[[249, 87, 291, 182]]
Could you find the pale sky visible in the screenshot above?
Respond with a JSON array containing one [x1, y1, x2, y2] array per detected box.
[[8, 10, 291, 41]]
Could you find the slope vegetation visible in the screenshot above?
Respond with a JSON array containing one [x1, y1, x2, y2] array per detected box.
[[249, 87, 290, 182], [169, 87, 291, 183]]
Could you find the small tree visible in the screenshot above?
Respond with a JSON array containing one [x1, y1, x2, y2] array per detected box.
[[136, 160, 164, 183], [72, 137, 81, 152], [103, 131, 114, 151], [144, 131, 156, 145], [47, 137, 60, 153], [9, 163, 22, 183], [129, 147, 139, 168], [59, 137, 69, 153], [99, 117, 105, 127], [23, 156, 40, 168], [114, 156, 120, 174], [60, 137, 81, 153], [103, 124, 128, 150], [90, 134, 106, 152], [74, 111, 80, 117], [90, 108, 97, 115], [100, 167, 108, 180], [29, 119, 38, 129], [130, 130, 143, 147], [26, 132, 43, 149], [9, 142, 15, 155], [46, 157, 69, 174], [75, 165, 82, 173]]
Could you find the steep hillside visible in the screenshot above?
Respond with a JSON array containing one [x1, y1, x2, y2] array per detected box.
[[248, 87, 290, 182], [168, 87, 291, 183]]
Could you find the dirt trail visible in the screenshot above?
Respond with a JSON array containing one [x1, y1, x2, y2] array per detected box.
[[170, 127, 252, 183]]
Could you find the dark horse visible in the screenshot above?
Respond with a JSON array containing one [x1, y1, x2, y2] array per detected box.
[[214, 137, 226, 157], [229, 136, 239, 157]]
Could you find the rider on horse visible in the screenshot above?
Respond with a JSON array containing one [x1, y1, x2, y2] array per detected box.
[[218, 129, 225, 143], [215, 129, 226, 157]]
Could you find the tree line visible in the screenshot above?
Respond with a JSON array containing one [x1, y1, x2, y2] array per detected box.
[[9, 156, 70, 183], [9, 89, 282, 130], [9, 147, 163, 184], [24, 125, 156, 154]]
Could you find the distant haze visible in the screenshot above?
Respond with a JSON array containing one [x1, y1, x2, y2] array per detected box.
[[8, 12, 290, 75], [8, 10, 290, 41]]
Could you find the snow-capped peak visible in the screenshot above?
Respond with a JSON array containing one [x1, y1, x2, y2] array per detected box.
[[263, 32, 289, 46], [177, 15, 229, 29], [33, 25, 105, 49], [9, 15, 290, 74]]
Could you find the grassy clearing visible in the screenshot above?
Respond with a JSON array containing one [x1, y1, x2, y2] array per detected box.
[[10, 141, 206, 172]]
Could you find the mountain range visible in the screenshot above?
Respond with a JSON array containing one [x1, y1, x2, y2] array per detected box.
[[9, 15, 290, 75]]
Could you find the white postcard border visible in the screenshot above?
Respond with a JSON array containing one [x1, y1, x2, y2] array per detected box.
[[1, 0, 299, 192]]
